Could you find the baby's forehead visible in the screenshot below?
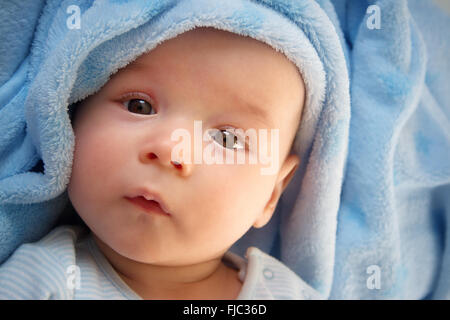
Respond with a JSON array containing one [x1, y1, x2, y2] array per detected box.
[[126, 27, 295, 68]]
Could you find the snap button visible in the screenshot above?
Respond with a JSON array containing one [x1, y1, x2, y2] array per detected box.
[[263, 268, 274, 280]]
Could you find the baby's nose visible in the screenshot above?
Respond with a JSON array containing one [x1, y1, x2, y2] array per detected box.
[[144, 151, 192, 176], [138, 121, 194, 177]]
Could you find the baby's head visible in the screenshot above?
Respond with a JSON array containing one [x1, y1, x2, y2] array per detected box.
[[68, 27, 305, 266]]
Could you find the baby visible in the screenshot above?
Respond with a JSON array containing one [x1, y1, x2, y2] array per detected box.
[[0, 27, 321, 300]]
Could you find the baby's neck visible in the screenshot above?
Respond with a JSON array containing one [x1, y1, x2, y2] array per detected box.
[[92, 235, 242, 299], [123, 261, 241, 300]]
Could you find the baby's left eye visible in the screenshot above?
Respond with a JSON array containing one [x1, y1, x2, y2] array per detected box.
[[123, 98, 156, 115], [209, 129, 246, 151]]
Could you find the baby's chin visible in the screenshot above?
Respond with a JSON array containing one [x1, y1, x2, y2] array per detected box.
[[92, 231, 180, 265]]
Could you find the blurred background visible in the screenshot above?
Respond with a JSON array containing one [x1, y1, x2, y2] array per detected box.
[[434, 0, 450, 13]]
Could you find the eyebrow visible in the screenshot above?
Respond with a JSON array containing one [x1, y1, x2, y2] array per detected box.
[[230, 95, 272, 126]]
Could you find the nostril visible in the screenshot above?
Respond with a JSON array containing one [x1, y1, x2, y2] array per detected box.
[[171, 161, 182, 169], [148, 153, 157, 160]]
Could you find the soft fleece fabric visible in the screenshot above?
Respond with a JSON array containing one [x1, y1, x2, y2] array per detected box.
[[0, 0, 448, 300]]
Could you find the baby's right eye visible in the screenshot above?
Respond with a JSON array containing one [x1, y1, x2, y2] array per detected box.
[[123, 98, 156, 115]]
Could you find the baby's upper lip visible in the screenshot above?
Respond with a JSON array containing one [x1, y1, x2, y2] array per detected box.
[[125, 188, 171, 215]]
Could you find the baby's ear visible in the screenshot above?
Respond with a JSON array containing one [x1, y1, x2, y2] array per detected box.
[[278, 153, 300, 193], [253, 154, 300, 229]]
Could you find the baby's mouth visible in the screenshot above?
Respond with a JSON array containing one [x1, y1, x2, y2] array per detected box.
[[125, 196, 171, 217]]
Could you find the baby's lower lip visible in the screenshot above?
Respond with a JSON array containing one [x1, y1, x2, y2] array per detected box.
[[125, 196, 171, 217]]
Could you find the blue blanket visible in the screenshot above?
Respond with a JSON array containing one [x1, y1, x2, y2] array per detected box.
[[0, 0, 449, 299]]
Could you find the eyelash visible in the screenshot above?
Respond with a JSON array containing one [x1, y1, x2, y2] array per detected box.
[[118, 92, 247, 151], [119, 92, 156, 113]]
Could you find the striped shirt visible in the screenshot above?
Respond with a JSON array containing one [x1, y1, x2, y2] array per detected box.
[[0, 225, 323, 300]]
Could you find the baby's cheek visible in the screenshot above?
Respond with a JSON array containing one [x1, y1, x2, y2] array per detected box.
[[78, 127, 120, 171], [70, 129, 121, 203], [221, 169, 271, 216]]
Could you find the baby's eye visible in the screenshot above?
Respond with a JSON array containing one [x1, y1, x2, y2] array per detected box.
[[209, 129, 246, 151], [123, 98, 156, 115]]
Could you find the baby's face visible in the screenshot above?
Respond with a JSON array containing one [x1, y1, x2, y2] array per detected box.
[[68, 27, 304, 266]]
